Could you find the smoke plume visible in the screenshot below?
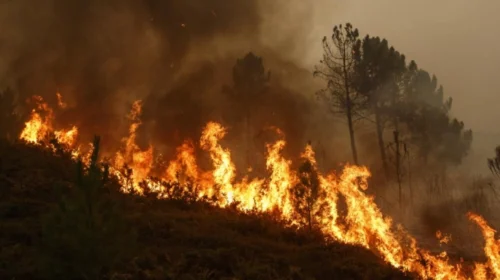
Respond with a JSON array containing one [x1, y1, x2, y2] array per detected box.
[[0, 0, 345, 175]]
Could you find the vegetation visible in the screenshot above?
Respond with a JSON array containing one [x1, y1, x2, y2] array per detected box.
[[291, 157, 325, 230], [224, 52, 271, 171], [0, 88, 22, 140], [315, 23, 473, 209], [0, 138, 410, 279], [314, 23, 362, 165], [0, 18, 479, 279]]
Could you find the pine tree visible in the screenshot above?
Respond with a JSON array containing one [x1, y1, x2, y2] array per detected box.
[[291, 158, 324, 230], [314, 23, 362, 165], [39, 136, 136, 279]]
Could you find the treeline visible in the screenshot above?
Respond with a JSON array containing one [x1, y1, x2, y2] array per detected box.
[[0, 23, 473, 202], [313, 23, 472, 208]]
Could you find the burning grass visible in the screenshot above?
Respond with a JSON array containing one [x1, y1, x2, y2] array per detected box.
[[7, 94, 500, 279], [0, 138, 409, 279]]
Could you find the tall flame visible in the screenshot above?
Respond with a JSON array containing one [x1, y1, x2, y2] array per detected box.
[[20, 94, 78, 148], [114, 100, 154, 193], [18, 97, 500, 279]]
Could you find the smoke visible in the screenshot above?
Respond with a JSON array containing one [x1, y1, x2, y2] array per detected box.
[[0, 0, 347, 174]]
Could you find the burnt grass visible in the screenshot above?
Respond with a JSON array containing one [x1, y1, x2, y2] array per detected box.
[[0, 139, 413, 279]]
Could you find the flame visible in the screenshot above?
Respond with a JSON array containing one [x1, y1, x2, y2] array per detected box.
[[20, 96, 53, 144], [20, 94, 78, 148], [17, 97, 500, 280], [165, 140, 199, 183], [436, 230, 452, 245], [113, 100, 153, 193], [468, 213, 500, 279], [56, 92, 67, 109]]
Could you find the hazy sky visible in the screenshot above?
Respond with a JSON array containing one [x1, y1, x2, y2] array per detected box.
[[261, 0, 500, 171]]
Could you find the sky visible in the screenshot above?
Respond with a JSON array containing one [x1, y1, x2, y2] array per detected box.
[[260, 0, 500, 173]]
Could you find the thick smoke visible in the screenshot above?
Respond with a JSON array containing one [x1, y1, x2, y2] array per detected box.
[[0, 0, 344, 175]]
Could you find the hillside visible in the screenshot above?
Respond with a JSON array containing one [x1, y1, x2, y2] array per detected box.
[[0, 139, 411, 279]]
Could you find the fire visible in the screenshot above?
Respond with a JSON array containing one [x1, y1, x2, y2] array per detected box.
[[436, 230, 452, 245], [164, 140, 199, 184], [113, 100, 154, 193], [17, 97, 500, 279], [19, 94, 78, 148], [200, 121, 236, 205], [56, 92, 67, 109], [468, 213, 500, 279]]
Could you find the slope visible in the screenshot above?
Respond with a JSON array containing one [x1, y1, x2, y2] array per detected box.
[[0, 139, 411, 279]]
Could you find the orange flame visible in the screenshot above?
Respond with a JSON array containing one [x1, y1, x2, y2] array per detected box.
[[114, 100, 153, 193], [56, 92, 67, 109], [468, 213, 500, 279], [20, 94, 78, 148], [436, 230, 452, 245], [18, 97, 500, 280]]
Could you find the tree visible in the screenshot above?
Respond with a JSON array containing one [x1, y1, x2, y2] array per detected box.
[[314, 23, 362, 165], [488, 146, 500, 176], [353, 36, 407, 177], [291, 156, 324, 230], [224, 52, 270, 171], [0, 87, 21, 140], [399, 67, 472, 166], [39, 136, 136, 279]]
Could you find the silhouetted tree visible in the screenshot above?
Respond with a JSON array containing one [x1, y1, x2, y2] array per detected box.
[[39, 136, 136, 279], [314, 23, 362, 165], [488, 146, 500, 176], [291, 157, 324, 230], [0, 88, 21, 140], [224, 52, 270, 171], [399, 66, 472, 166], [353, 36, 407, 177]]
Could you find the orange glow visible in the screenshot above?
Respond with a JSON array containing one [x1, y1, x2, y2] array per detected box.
[[18, 97, 500, 280], [56, 92, 67, 109], [436, 230, 452, 245], [20, 94, 78, 148]]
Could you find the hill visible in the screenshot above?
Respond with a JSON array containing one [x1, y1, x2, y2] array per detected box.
[[0, 139, 412, 279]]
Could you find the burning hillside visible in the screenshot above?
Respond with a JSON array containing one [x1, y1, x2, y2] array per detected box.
[[0, 1, 498, 279], [14, 93, 500, 279]]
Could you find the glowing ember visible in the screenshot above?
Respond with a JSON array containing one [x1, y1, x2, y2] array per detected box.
[[56, 92, 67, 109], [436, 230, 452, 245]]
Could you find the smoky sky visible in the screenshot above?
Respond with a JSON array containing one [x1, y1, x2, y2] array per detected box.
[[0, 0, 350, 174], [292, 0, 500, 174], [3, 0, 493, 175]]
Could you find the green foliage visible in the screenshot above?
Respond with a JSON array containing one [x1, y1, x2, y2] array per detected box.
[[38, 136, 136, 279]]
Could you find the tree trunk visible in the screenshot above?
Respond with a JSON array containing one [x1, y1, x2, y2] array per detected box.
[[407, 149, 414, 209], [342, 50, 359, 165], [346, 107, 359, 165], [245, 104, 251, 172], [375, 109, 389, 178], [394, 130, 402, 210]]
